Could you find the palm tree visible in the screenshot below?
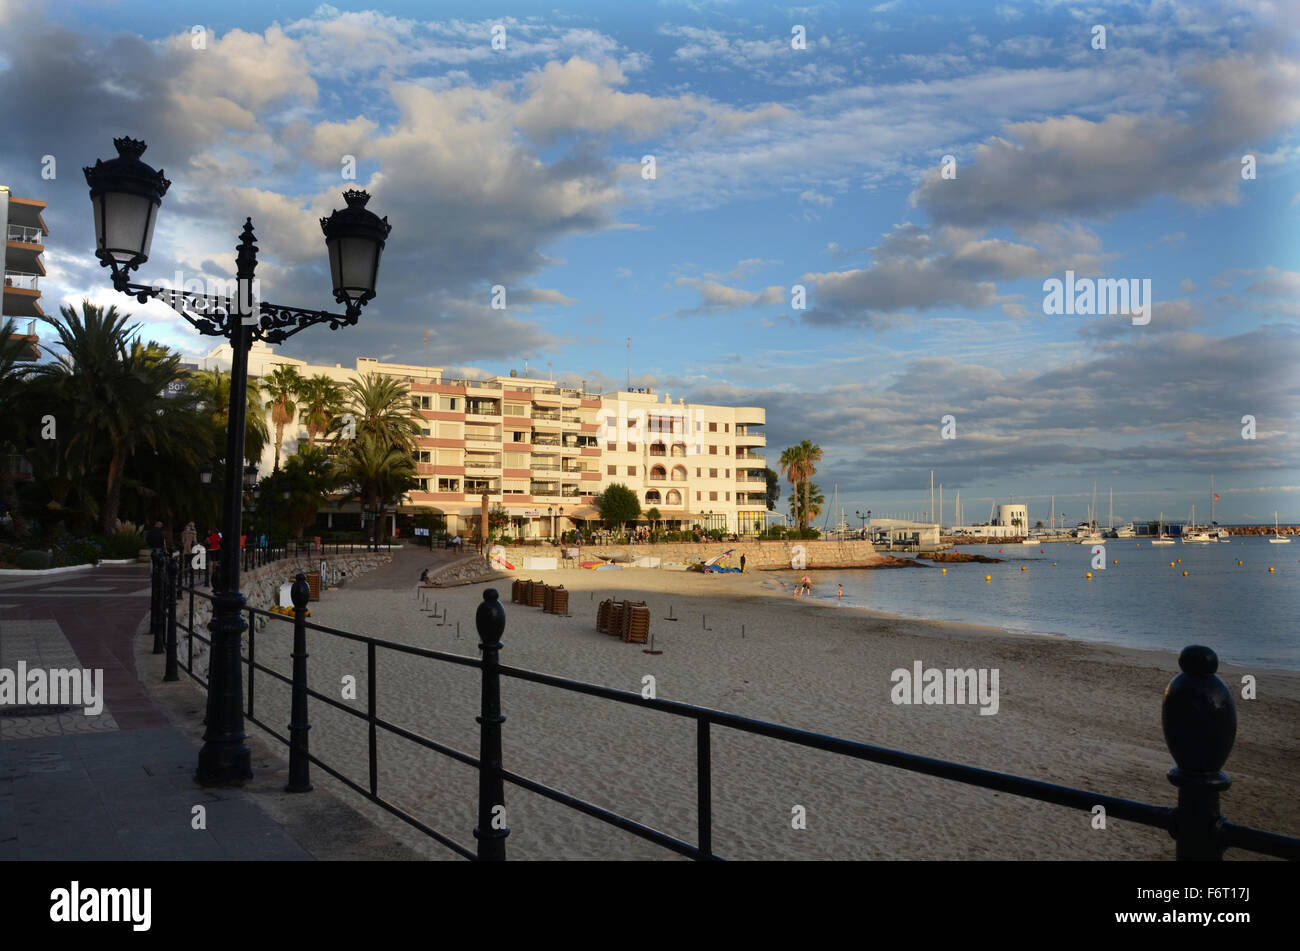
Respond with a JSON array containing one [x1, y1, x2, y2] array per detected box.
[[338, 432, 418, 549], [789, 481, 825, 528], [796, 440, 823, 532], [343, 373, 420, 453], [279, 445, 342, 538], [190, 369, 269, 465], [261, 364, 304, 471], [778, 445, 805, 529], [33, 301, 187, 534], [298, 374, 345, 448]]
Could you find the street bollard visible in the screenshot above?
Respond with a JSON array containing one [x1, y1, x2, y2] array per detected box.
[[164, 554, 180, 681]]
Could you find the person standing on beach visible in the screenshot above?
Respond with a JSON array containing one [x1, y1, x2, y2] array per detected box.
[[837, 583, 843, 599], [740, 553, 746, 573]]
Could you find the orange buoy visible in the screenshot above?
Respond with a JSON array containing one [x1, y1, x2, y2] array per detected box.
[[984, 575, 991, 582], [1021, 565, 1027, 571], [1085, 572, 1092, 579], [1182, 571, 1188, 576]]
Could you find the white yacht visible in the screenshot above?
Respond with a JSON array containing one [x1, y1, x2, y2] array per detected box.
[[1151, 512, 1175, 545], [1181, 505, 1215, 543], [1269, 512, 1291, 544]]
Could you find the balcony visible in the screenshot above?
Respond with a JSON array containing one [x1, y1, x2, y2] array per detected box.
[[735, 427, 766, 447], [532, 434, 562, 447], [736, 475, 766, 484], [466, 402, 501, 417], [4, 271, 39, 290], [6, 225, 42, 245]]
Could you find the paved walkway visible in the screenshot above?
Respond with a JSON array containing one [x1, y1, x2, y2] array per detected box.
[[0, 565, 310, 859]]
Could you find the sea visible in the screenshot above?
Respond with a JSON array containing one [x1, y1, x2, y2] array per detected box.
[[788, 537, 1298, 670]]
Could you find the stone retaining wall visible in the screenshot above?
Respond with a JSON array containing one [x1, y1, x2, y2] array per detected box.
[[500, 538, 881, 569], [182, 553, 392, 669]]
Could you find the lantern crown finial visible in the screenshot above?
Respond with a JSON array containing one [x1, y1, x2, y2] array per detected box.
[[113, 136, 149, 160], [342, 188, 370, 209]]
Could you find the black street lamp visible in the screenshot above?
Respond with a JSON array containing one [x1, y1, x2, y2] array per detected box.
[[86, 136, 391, 785]]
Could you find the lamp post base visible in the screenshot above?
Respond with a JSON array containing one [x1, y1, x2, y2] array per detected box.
[[196, 589, 254, 785]]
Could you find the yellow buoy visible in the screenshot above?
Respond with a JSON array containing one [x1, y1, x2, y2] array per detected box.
[[985, 575, 991, 582], [1170, 561, 1175, 567], [1021, 565, 1027, 571], [1052, 562, 1057, 566], [1112, 559, 1118, 565], [1269, 567, 1275, 572], [941, 568, 947, 574], [1085, 572, 1092, 579]]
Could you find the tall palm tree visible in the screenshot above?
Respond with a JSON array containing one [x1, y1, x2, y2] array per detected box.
[[298, 374, 345, 448], [796, 440, 823, 532], [789, 481, 825, 528], [343, 373, 420, 453], [338, 432, 418, 548], [779, 444, 807, 530], [261, 364, 304, 471], [33, 301, 186, 534]]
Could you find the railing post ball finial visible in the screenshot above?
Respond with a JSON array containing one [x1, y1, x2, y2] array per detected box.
[[1162, 645, 1237, 776], [477, 588, 505, 645], [292, 572, 310, 612]]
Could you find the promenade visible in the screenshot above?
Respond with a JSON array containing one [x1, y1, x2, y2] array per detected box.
[[0, 562, 418, 861]]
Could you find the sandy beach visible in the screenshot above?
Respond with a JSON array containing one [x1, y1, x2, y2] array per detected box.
[[226, 558, 1300, 860]]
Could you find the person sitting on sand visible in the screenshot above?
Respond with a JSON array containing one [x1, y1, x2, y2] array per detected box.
[[419, 568, 429, 584]]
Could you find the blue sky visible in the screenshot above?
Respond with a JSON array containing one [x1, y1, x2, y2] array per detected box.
[[3, 0, 1298, 523]]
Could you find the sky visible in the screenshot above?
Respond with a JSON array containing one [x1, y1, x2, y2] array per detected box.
[[2, 0, 1297, 524]]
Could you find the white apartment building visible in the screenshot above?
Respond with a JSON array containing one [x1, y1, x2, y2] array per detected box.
[[196, 344, 767, 537]]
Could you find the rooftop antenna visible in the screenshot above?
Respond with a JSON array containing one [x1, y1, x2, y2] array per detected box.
[[626, 336, 631, 391]]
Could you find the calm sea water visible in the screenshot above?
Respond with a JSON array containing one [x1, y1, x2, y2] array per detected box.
[[783, 538, 1298, 670]]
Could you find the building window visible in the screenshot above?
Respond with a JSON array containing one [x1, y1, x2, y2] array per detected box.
[[695, 468, 701, 477], [709, 491, 718, 501], [709, 468, 717, 478], [725, 446, 730, 455], [627, 442, 637, 452], [726, 469, 730, 477], [607, 442, 617, 450], [512, 432, 527, 443], [709, 422, 717, 432], [627, 466, 636, 476], [726, 492, 730, 501], [666, 490, 682, 505], [696, 491, 701, 501], [646, 490, 661, 504], [650, 465, 666, 480], [725, 423, 729, 432], [607, 465, 617, 475], [709, 445, 717, 455], [438, 396, 459, 412], [438, 478, 460, 492], [672, 465, 687, 481]]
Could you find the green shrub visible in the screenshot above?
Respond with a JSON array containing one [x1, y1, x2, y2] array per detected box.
[[101, 530, 146, 559], [17, 549, 52, 570], [51, 534, 100, 567]]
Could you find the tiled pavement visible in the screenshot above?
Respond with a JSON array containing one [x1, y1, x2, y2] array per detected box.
[[0, 565, 312, 860]]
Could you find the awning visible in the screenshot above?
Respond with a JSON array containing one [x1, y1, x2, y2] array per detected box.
[[564, 505, 601, 520]]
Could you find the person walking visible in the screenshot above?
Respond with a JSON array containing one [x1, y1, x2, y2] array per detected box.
[[180, 521, 197, 557], [740, 553, 746, 573], [146, 520, 165, 551]]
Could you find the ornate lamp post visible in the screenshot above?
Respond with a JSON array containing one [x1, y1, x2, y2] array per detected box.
[[85, 137, 391, 785]]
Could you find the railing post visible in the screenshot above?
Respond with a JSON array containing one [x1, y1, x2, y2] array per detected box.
[[473, 588, 509, 860], [164, 553, 179, 681], [286, 573, 313, 793], [1162, 645, 1235, 860], [151, 547, 166, 654], [149, 547, 164, 651]]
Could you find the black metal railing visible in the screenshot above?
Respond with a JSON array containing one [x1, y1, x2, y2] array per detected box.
[[155, 569, 1300, 862]]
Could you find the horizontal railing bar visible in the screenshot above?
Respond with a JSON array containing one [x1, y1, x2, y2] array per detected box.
[[303, 750, 475, 860], [499, 767, 705, 861], [371, 716, 481, 771], [498, 663, 1174, 829], [1221, 821, 1300, 860]]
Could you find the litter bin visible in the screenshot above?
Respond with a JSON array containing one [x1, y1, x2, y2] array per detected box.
[[307, 572, 321, 601]]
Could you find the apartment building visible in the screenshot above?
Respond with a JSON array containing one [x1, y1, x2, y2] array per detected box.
[[197, 344, 767, 537], [1, 185, 45, 361]]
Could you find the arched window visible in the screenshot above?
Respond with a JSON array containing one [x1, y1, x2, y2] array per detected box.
[[671, 465, 687, 482], [671, 443, 687, 457], [665, 489, 682, 506], [646, 490, 662, 504], [650, 465, 667, 480]]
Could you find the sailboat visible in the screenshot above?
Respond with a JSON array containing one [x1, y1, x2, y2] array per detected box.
[[1076, 482, 1103, 543], [1269, 511, 1291, 544], [1151, 512, 1175, 545], [1181, 504, 1214, 543]]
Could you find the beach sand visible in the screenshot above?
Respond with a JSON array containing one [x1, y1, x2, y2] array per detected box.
[[233, 563, 1300, 860]]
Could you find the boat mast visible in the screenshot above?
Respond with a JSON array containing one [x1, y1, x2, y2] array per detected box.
[[1109, 487, 1114, 531]]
